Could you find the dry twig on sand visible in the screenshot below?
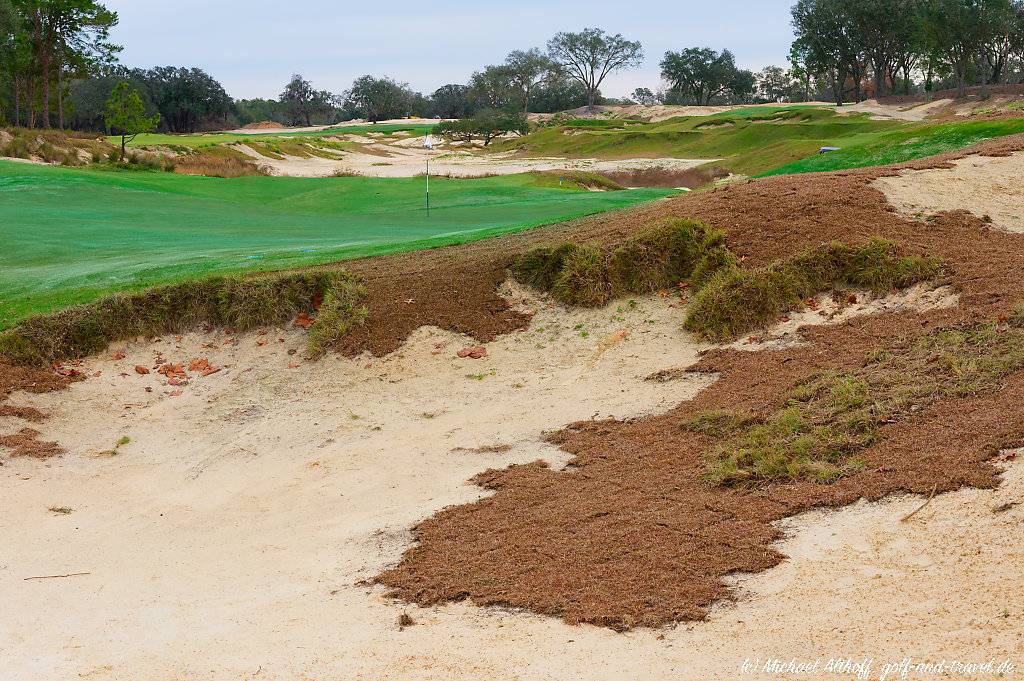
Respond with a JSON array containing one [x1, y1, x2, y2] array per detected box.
[[901, 485, 938, 522]]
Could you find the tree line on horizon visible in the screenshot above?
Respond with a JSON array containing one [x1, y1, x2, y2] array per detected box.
[[2, 0, 1024, 135]]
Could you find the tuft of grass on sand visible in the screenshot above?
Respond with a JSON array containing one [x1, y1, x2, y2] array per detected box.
[[692, 311, 1024, 486], [0, 270, 366, 365], [1, 127, 114, 166], [550, 245, 610, 306], [684, 238, 941, 340], [306, 281, 370, 356]]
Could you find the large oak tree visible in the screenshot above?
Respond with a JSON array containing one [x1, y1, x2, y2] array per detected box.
[[547, 28, 643, 110]]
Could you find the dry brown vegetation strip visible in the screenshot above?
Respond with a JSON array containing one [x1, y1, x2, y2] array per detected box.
[[373, 134, 1024, 629]]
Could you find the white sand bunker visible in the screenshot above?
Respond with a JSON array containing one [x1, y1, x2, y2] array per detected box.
[[874, 152, 1024, 233], [0, 282, 1007, 680]]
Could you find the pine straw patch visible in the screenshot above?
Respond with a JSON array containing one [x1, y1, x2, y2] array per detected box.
[[373, 134, 1024, 630], [0, 362, 73, 460], [0, 405, 47, 421], [0, 427, 62, 459]]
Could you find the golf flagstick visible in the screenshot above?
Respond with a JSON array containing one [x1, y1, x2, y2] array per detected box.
[[424, 133, 433, 215]]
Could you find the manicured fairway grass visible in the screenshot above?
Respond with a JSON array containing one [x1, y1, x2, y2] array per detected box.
[[0, 161, 672, 328]]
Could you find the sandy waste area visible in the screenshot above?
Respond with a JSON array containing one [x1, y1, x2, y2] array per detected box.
[[233, 137, 712, 180], [874, 152, 1024, 233], [4, 276, 1017, 680]]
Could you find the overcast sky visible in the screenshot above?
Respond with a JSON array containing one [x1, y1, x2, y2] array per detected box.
[[103, 0, 797, 100]]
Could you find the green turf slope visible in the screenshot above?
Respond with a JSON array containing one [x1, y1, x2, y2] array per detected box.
[[763, 119, 1024, 175], [498, 108, 901, 175], [497, 109, 1024, 177], [0, 161, 672, 327]]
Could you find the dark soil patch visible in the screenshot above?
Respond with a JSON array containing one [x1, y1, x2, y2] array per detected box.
[[373, 133, 1024, 629]]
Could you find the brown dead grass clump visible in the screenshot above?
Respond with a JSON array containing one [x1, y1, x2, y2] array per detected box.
[[0, 405, 47, 421], [241, 120, 285, 130], [171, 154, 269, 178]]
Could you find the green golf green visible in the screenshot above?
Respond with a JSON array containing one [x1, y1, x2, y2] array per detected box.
[[0, 161, 673, 328]]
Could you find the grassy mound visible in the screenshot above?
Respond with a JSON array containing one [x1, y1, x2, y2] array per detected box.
[[0, 270, 366, 365], [688, 312, 1024, 486], [684, 239, 941, 340], [512, 219, 732, 307], [531, 170, 625, 191], [499, 108, 902, 176], [499, 109, 1024, 177]]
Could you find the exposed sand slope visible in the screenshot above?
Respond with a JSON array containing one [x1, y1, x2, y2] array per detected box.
[[873, 152, 1024, 233], [0, 282, 984, 680], [841, 98, 952, 121]]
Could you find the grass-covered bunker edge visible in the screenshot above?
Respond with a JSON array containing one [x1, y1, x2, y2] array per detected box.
[[0, 270, 367, 365], [511, 219, 941, 342]]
